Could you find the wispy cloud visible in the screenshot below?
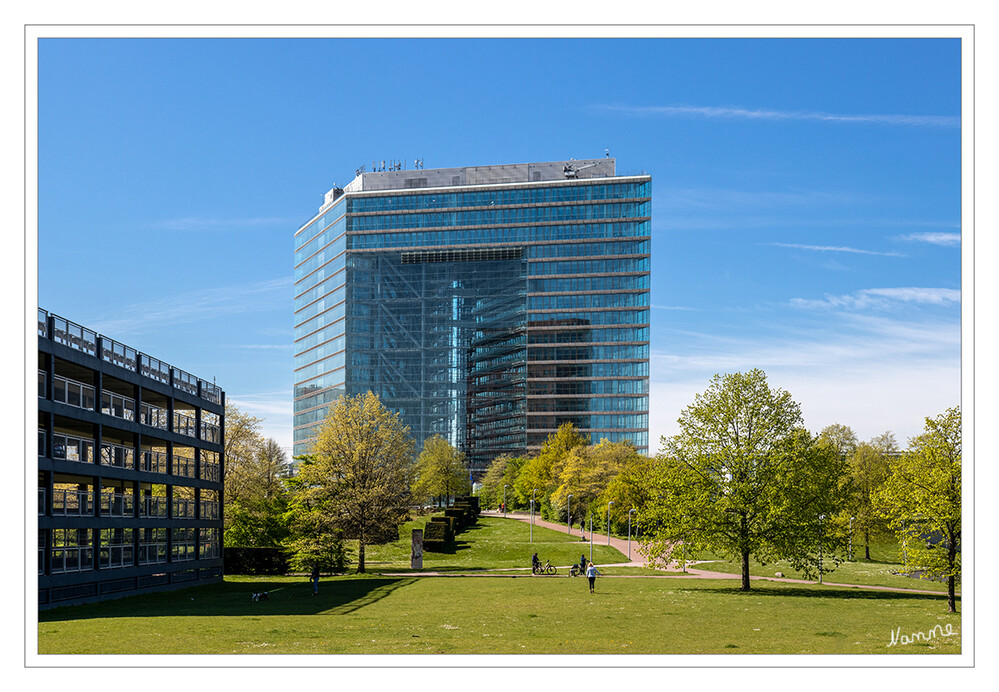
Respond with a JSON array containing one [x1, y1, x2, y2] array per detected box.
[[151, 217, 292, 232], [768, 242, 904, 257], [896, 231, 961, 247], [593, 103, 960, 128], [791, 287, 960, 311], [86, 276, 293, 337], [651, 304, 697, 311]]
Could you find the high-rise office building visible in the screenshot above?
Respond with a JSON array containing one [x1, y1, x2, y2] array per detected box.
[[293, 158, 650, 475]]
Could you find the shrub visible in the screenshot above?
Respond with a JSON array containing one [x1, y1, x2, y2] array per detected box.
[[223, 547, 289, 575]]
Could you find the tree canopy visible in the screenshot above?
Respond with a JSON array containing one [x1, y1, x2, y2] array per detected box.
[[642, 369, 851, 589], [412, 435, 470, 507], [290, 392, 415, 573], [873, 406, 961, 612]]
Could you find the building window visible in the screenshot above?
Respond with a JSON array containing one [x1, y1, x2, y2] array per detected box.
[[52, 433, 96, 464], [38, 370, 46, 398], [139, 492, 168, 518], [38, 531, 46, 574], [100, 441, 135, 470], [99, 528, 134, 569], [173, 452, 196, 478], [52, 375, 96, 411], [140, 402, 168, 429], [173, 411, 197, 437], [138, 528, 168, 565], [51, 485, 94, 517], [172, 487, 196, 518], [200, 490, 219, 520], [139, 448, 169, 474], [99, 489, 134, 517], [50, 528, 93, 574], [101, 391, 135, 422], [200, 528, 220, 560], [171, 528, 196, 562]]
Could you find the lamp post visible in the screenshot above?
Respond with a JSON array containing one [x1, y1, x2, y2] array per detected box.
[[589, 514, 593, 562], [531, 489, 536, 543], [818, 514, 826, 584], [848, 516, 855, 562], [606, 501, 614, 545], [503, 485, 508, 518], [628, 508, 637, 559], [567, 495, 573, 535]]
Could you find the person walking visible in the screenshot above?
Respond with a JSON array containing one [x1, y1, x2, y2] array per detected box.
[[310, 564, 320, 595], [586, 561, 601, 594], [579, 554, 587, 575]]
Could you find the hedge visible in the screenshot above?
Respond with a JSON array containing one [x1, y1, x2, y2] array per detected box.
[[223, 547, 289, 575]]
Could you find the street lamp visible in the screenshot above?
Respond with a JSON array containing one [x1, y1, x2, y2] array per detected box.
[[606, 501, 614, 545], [503, 485, 509, 517], [589, 514, 593, 562], [567, 495, 573, 535], [848, 516, 855, 562], [531, 488, 537, 543], [627, 508, 637, 559], [818, 514, 826, 584]]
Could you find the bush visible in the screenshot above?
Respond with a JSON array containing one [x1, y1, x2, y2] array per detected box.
[[424, 518, 454, 553], [223, 547, 289, 575]]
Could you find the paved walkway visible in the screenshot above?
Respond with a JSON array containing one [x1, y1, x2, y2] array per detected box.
[[429, 509, 955, 597]]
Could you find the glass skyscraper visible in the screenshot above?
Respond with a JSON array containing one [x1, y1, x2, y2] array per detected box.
[[293, 158, 650, 475]]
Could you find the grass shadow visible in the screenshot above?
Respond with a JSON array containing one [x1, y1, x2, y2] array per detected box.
[[39, 576, 419, 622]]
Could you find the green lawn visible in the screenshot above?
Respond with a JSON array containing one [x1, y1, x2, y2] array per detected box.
[[37, 516, 961, 655], [690, 534, 958, 593]]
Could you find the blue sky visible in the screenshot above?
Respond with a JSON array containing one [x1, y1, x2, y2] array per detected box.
[[35, 37, 963, 457]]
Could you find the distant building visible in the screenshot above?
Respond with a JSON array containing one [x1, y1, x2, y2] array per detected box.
[[293, 158, 651, 475], [37, 309, 224, 608]]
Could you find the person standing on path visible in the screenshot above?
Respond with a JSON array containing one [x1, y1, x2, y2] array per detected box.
[[311, 564, 320, 595], [586, 562, 601, 594], [580, 554, 587, 575]]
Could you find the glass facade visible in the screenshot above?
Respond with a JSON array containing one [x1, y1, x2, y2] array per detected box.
[[293, 160, 651, 474]]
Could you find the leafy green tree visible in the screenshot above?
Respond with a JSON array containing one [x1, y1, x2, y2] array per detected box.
[[550, 439, 642, 527], [873, 407, 961, 612], [514, 423, 587, 519], [642, 370, 851, 590], [478, 454, 520, 509], [818, 423, 859, 459], [412, 435, 470, 507], [847, 432, 896, 560], [290, 392, 415, 573]]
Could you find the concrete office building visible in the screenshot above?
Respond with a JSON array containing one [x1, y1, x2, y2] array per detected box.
[[293, 158, 650, 475], [37, 309, 224, 608]]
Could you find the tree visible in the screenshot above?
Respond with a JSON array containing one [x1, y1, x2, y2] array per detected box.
[[291, 392, 414, 573], [550, 439, 642, 527], [514, 423, 587, 518], [642, 369, 851, 590], [223, 402, 264, 516], [873, 407, 961, 612], [412, 435, 470, 507], [818, 423, 859, 459], [847, 432, 896, 560]]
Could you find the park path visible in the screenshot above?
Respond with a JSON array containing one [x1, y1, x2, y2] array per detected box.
[[467, 509, 955, 597]]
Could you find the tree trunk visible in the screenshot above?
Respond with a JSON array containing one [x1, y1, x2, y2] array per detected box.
[[948, 575, 956, 613], [357, 539, 366, 574], [864, 527, 870, 560], [741, 549, 751, 591]]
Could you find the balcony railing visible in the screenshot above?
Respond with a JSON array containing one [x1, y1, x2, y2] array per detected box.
[[173, 411, 197, 437], [51, 315, 98, 356], [173, 368, 198, 396], [52, 374, 96, 411], [99, 545, 135, 570], [200, 421, 221, 444], [200, 500, 220, 520], [138, 449, 169, 474], [101, 336, 137, 372], [140, 354, 171, 385], [201, 462, 220, 483], [201, 381, 222, 404], [38, 308, 48, 338], [100, 442, 135, 470], [138, 497, 168, 518], [38, 488, 45, 515], [173, 454, 196, 478], [100, 493, 135, 517], [172, 498, 196, 518], [51, 489, 95, 516], [50, 546, 94, 574]]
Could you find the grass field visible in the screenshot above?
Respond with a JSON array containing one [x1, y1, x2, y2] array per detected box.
[[36, 516, 961, 656]]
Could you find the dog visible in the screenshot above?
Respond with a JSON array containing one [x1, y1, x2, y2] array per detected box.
[[251, 591, 269, 602]]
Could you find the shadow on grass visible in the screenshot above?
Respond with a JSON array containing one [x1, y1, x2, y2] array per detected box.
[[694, 584, 958, 603], [39, 576, 418, 623]]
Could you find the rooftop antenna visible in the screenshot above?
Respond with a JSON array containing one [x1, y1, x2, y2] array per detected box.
[[605, 148, 610, 158]]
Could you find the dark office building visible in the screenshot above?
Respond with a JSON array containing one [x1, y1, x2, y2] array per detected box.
[[293, 158, 651, 475], [37, 309, 225, 608]]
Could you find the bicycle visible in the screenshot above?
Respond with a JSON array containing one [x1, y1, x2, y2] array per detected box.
[[532, 559, 557, 575]]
